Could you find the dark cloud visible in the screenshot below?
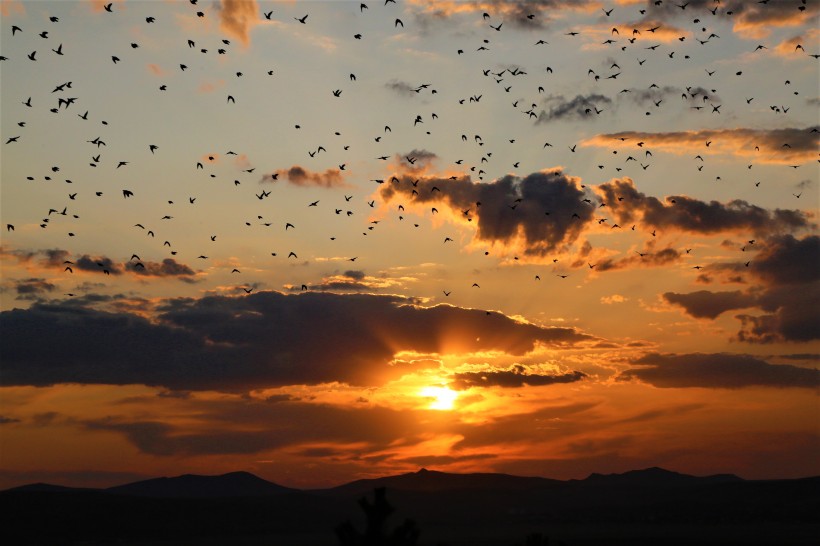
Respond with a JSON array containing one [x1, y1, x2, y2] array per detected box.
[[623, 86, 720, 107], [1, 291, 593, 392], [397, 149, 438, 171], [124, 258, 196, 279], [631, 0, 819, 36], [343, 270, 366, 281], [14, 278, 56, 298], [408, 0, 591, 31], [41, 248, 71, 267], [267, 166, 347, 188], [596, 178, 810, 236], [451, 364, 586, 390], [536, 94, 612, 123], [751, 234, 819, 286], [380, 171, 597, 256], [619, 352, 819, 389], [385, 80, 418, 97], [663, 290, 756, 320], [663, 235, 819, 343], [74, 255, 122, 275], [0, 416, 22, 425]]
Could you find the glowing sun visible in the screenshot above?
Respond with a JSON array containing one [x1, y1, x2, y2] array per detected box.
[[419, 386, 458, 411]]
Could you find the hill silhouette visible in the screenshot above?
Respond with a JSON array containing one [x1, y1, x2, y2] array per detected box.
[[579, 466, 743, 486], [106, 470, 296, 498], [2, 468, 818, 545]]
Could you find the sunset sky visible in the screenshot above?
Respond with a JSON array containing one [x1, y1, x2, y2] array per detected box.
[[0, 0, 818, 490]]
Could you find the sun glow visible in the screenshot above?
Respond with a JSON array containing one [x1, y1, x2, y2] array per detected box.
[[419, 386, 458, 410]]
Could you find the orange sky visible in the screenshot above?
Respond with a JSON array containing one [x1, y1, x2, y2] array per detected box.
[[0, 0, 817, 489]]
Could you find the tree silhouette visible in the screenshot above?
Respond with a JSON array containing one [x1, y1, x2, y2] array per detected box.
[[335, 487, 420, 546]]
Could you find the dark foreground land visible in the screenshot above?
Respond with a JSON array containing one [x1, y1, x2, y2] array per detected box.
[[2, 467, 818, 545]]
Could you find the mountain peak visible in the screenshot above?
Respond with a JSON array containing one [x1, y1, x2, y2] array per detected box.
[[106, 471, 295, 498]]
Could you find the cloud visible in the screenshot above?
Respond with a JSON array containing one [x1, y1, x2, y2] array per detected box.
[[729, 0, 820, 39], [595, 178, 811, 237], [616, 20, 688, 43], [627, 1, 818, 39], [537, 94, 612, 123], [124, 258, 197, 280], [450, 364, 587, 390], [89, 0, 123, 13], [0, 292, 594, 392], [81, 397, 433, 457], [74, 255, 122, 275], [379, 170, 597, 257], [146, 63, 166, 77], [774, 29, 820, 57], [216, 0, 259, 46], [596, 245, 682, 272], [407, 0, 594, 30], [13, 278, 56, 299], [662, 290, 756, 320], [664, 235, 819, 343], [0, 0, 25, 17], [268, 166, 348, 188], [385, 80, 420, 97], [619, 352, 819, 389], [291, 271, 411, 293], [583, 127, 820, 165], [751, 234, 820, 287]]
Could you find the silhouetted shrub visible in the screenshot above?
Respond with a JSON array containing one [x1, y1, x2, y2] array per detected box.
[[336, 487, 420, 545]]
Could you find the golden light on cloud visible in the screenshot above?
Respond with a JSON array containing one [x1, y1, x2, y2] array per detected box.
[[419, 385, 458, 411]]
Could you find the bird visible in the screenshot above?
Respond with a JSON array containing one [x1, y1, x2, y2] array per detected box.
[[295, 14, 308, 24]]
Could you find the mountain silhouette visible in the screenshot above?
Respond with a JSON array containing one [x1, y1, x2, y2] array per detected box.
[[323, 467, 561, 496], [581, 466, 743, 486], [106, 470, 295, 498], [3, 468, 818, 546]]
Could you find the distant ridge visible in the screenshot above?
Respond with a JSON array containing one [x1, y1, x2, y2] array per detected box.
[[0, 467, 778, 497], [581, 466, 744, 485], [106, 470, 296, 498], [5, 482, 99, 493], [322, 467, 562, 495]]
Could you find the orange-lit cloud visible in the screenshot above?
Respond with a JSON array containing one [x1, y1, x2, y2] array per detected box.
[[89, 0, 124, 13], [731, 1, 820, 39], [146, 63, 166, 77], [1, 0, 25, 17], [197, 79, 226, 94], [286, 270, 413, 293], [217, 0, 259, 46], [774, 29, 820, 57], [582, 127, 820, 165]]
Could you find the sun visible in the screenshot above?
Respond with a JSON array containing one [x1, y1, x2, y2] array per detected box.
[[418, 386, 458, 411]]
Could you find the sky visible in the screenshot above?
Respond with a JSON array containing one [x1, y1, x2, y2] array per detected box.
[[0, 0, 818, 490]]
